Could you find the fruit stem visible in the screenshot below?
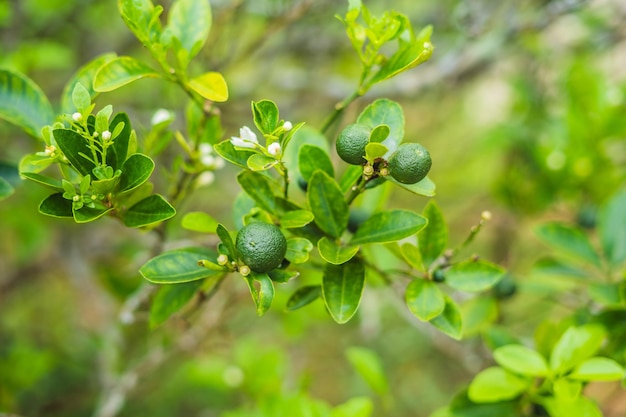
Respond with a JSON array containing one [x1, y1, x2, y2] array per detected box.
[[346, 175, 367, 206]]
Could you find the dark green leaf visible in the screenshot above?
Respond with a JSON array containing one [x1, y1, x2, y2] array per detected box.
[[356, 99, 404, 156], [53, 129, 96, 176], [298, 144, 334, 182], [122, 194, 176, 227], [405, 279, 445, 321], [0, 177, 13, 200], [429, 295, 463, 339], [350, 209, 427, 245], [181, 211, 218, 233], [0, 68, 54, 138], [39, 193, 73, 218], [214, 140, 256, 169], [245, 272, 275, 316], [536, 222, 601, 267], [91, 175, 121, 195], [73, 205, 113, 223], [188, 72, 228, 102], [599, 189, 626, 268], [107, 112, 132, 170], [468, 367, 530, 403], [217, 224, 237, 259], [118, 153, 154, 192], [386, 175, 436, 197], [280, 210, 314, 228], [346, 346, 388, 395], [340, 165, 363, 193], [317, 236, 360, 265], [167, 0, 212, 59], [20, 173, 63, 191], [140, 247, 221, 283], [252, 99, 279, 135], [93, 56, 160, 92], [286, 285, 322, 311], [322, 258, 365, 324], [419, 200, 447, 266], [267, 269, 299, 283], [61, 53, 117, 113], [237, 170, 281, 214], [446, 260, 505, 292], [307, 170, 349, 239], [150, 280, 204, 328]]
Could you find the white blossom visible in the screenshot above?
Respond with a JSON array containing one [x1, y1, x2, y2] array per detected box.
[[196, 171, 215, 187], [230, 126, 258, 149], [72, 112, 82, 122], [151, 108, 172, 125], [102, 130, 112, 141], [283, 121, 293, 131], [268, 142, 282, 157]]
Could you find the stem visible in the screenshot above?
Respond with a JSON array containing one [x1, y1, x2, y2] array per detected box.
[[320, 90, 361, 135]]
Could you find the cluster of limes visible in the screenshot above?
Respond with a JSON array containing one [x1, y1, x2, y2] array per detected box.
[[336, 123, 432, 184]]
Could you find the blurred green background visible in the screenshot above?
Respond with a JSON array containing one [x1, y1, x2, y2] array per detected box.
[[1, 0, 626, 416]]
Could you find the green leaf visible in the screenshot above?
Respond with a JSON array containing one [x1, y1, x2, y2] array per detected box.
[[167, 0, 212, 59], [20, 173, 63, 191], [267, 269, 299, 283], [298, 144, 334, 182], [246, 154, 277, 171], [461, 296, 498, 336], [369, 124, 389, 143], [346, 346, 388, 395], [52, 129, 96, 176], [331, 397, 373, 417], [317, 236, 360, 265], [71, 83, 91, 113], [550, 324, 606, 374], [188, 72, 228, 102], [245, 272, 275, 316], [568, 357, 625, 381], [322, 258, 365, 324], [540, 397, 602, 417], [340, 165, 363, 193], [73, 205, 113, 223], [468, 367, 530, 403], [0, 176, 14, 200], [280, 210, 314, 228], [369, 37, 434, 85], [364, 142, 388, 162], [93, 56, 160, 92], [445, 260, 505, 292], [419, 200, 447, 266], [252, 99, 279, 135], [38, 193, 73, 218], [150, 280, 204, 328], [286, 285, 322, 311], [118, 0, 162, 46], [214, 140, 256, 169], [107, 112, 132, 170], [599, 189, 626, 268], [122, 194, 176, 227], [350, 209, 427, 245], [217, 224, 237, 258], [118, 153, 154, 193], [356, 99, 404, 156], [493, 345, 549, 377], [237, 170, 281, 214], [140, 247, 221, 283], [588, 282, 622, 307], [405, 279, 445, 321], [181, 211, 218, 233], [386, 175, 436, 197], [399, 242, 425, 271], [532, 257, 589, 280], [553, 378, 582, 400], [61, 53, 117, 113], [536, 222, 601, 267], [307, 170, 349, 239], [429, 295, 463, 340], [0, 68, 54, 138], [285, 237, 313, 264], [91, 175, 121, 195]]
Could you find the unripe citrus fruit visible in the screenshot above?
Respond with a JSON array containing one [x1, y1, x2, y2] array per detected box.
[[336, 123, 371, 165], [235, 222, 287, 273], [388, 143, 432, 184]]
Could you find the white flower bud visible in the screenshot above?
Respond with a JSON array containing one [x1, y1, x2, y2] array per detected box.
[[283, 121, 293, 131], [214, 157, 225, 169], [151, 108, 172, 125], [196, 171, 215, 187], [72, 112, 82, 122], [102, 130, 112, 141], [44, 145, 56, 156], [481, 211, 492, 221], [267, 142, 282, 156]]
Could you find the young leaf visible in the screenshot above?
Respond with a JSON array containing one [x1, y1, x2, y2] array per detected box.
[[188, 72, 228, 102], [118, 153, 155, 193], [0, 68, 54, 138], [369, 124, 390, 143], [71, 83, 91, 113], [599, 189, 626, 268], [493, 345, 549, 377], [346, 346, 389, 395], [369, 37, 434, 86], [118, 0, 162, 46], [237, 170, 281, 214], [429, 295, 463, 340], [121, 194, 176, 227], [445, 260, 505, 292], [140, 247, 222, 283], [386, 175, 436, 197], [280, 210, 314, 228], [540, 396, 602, 417], [364, 143, 388, 162], [322, 258, 365, 324], [307, 170, 349, 239], [150, 280, 204, 328], [285, 237, 314, 264], [52, 129, 96, 176], [252, 99, 279, 135], [286, 285, 322, 311], [331, 397, 373, 417], [568, 357, 625, 381], [61, 53, 117, 113], [405, 279, 445, 321], [247, 154, 277, 171], [216, 224, 237, 258], [245, 272, 275, 316], [356, 99, 404, 156], [399, 242, 425, 271], [468, 367, 530, 403], [550, 324, 606, 374], [93, 56, 160, 92], [181, 211, 218, 233], [214, 140, 256, 169], [39, 193, 73, 218], [167, 0, 212, 59], [350, 209, 427, 245], [317, 236, 360, 265], [20, 173, 63, 191], [461, 296, 498, 336], [419, 200, 447, 266], [298, 144, 334, 182], [536, 222, 601, 267]]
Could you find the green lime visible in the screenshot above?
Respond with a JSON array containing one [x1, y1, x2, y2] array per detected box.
[[236, 222, 287, 273], [388, 143, 432, 184], [336, 123, 371, 165]]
